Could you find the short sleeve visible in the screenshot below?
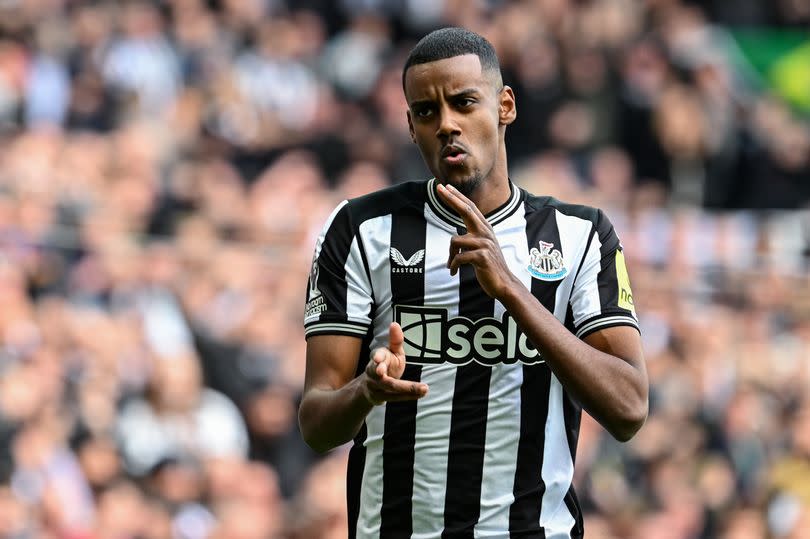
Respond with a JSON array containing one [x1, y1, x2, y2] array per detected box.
[[569, 209, 639, 339], [304, 201, 374, 338]]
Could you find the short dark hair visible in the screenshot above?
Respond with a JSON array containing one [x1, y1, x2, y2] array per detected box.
[[402, 27, 501, 91]]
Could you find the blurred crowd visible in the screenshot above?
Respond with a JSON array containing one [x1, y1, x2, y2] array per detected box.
[[0, 0, 808, 538]]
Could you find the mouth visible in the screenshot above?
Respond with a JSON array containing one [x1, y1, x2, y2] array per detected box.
[[441, 145, 468, 165]]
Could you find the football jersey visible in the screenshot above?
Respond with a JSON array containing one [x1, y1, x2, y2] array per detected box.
[[304, 179, 639, 539]]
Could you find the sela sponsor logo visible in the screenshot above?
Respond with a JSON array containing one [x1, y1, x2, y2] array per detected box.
[[390, 247, 425, 274], [527, 241, 568, 281], [394, 305, 544, 366]]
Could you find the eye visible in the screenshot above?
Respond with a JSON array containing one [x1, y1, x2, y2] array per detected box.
[[414, 106, 434, 118], [455, 97, 476, 108]]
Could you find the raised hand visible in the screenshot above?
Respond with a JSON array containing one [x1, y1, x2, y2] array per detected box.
[[363, 322, 429, 405], [436, 183, 520, 300]]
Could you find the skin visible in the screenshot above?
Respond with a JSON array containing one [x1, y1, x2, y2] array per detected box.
[[405, 54, 515, 213], [299, 54, 648, 453]]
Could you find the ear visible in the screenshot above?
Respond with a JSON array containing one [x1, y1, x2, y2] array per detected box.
[[406, 110, 416, 142], [498, 86, 517, 126]]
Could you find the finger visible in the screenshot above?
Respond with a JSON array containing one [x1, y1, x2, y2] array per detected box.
[[447, 248, 465, 275], [373, 390, 429, 402], [374, 378, 429, 398], [448, 234, 460, 270], [436, 183, 488, 233], [366, 358, 381, 381], [388, 322, 405, 357], [371, 347, 388, 364], [448, 251, 480, 274], [367, 348, 393, 379], [447, 235, 484, 270]]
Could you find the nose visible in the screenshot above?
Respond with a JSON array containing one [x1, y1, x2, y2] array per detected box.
[[435, 105, 461, 140]]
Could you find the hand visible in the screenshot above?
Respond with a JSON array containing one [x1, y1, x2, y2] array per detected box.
[[436, 183, 520, 300], [363, 322, 429, 406]]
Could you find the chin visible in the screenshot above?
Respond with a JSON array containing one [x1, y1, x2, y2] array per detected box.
[[438, 172, 484, 197]]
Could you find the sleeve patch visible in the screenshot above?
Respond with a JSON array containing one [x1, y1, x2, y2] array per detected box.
[[616, 249, 635, 315]]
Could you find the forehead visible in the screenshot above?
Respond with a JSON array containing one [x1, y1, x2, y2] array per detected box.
[[404, 54, 489, 101]]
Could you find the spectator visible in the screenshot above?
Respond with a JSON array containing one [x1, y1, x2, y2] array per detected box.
[[0, 0, 807, 536]]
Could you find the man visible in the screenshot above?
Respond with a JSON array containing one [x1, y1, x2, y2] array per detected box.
[[299, 27, 648, 539]]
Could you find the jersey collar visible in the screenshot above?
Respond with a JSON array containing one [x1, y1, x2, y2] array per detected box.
[[426, 178, 523, 229]]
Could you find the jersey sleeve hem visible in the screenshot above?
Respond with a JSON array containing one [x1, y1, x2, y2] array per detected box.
[[304, 320, 370, 339], [575, 312, 640, 339]]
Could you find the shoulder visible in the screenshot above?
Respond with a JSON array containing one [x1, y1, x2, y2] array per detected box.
[[522, 191, 605, 226], [341, 180, 428, 230]]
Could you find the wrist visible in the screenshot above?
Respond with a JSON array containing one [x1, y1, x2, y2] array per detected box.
[[497, 275, 529, 306], [357, 373, 381, 408]]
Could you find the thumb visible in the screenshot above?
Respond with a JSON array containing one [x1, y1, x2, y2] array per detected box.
[[388, 322, 405, 357]]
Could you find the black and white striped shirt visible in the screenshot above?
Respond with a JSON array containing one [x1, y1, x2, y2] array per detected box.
[[304, 179, 639, 539]]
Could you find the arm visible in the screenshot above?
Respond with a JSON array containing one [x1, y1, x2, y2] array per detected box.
[[498, 287, 646, 441], [299, 324, 429, 453], [437, 183, 647, 441]]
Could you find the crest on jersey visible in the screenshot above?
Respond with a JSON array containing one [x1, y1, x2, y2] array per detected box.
[[527, 241, 568, 281], [390, 248, 425, 274]]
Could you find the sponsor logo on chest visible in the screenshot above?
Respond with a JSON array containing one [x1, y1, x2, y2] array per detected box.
[[394, 305, 544, 366], [390, 247, 425, 274]]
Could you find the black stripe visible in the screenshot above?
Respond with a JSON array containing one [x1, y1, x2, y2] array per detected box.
[[509, 364, 551, 539], [312, 204, 355, 319], [563, 388, 581, 463], [593, 210, 622, 311], [564, 485, 584, 539], [508, 205, 566, 537], [347, 423, 367, 539], [564, 302, 576, 335], [347, 329, 375, 539], [442, 226, 494, 539], [528, 208, 565, 313], [379, 208, 427, 538]]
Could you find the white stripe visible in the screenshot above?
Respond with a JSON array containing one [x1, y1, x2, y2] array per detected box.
[[569, 226, 603, 328], [360, 215, 395, 347], [576, 315, 639, 338], [345, 235, 374, 327], [473, 209, 528, 537], [539, 210, 593, 537], [411, 206, 456, 538], [550, 209, 592, 324], [355, 215, 393, 539], [304, 322, 368, 336], [539, 376, 575, 538], [357, 404, 386, 539]]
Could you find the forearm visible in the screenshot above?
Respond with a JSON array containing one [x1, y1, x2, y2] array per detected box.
[[298, 375, 374, 453], [500, 282, 647, 441]]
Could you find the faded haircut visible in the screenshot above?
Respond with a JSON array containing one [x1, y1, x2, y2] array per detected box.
[[402, 27, 503, 91]]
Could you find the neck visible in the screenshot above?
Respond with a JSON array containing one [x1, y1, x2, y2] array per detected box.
[[469, 145, 510, 215]]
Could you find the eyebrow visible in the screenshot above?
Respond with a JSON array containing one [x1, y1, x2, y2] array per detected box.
[[408, 88, 481, 109]]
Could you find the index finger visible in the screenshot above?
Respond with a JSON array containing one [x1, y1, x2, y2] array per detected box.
[[436, 183, 488, 233]]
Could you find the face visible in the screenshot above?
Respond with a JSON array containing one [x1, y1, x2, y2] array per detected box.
[[405, 54, 515, 196]]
